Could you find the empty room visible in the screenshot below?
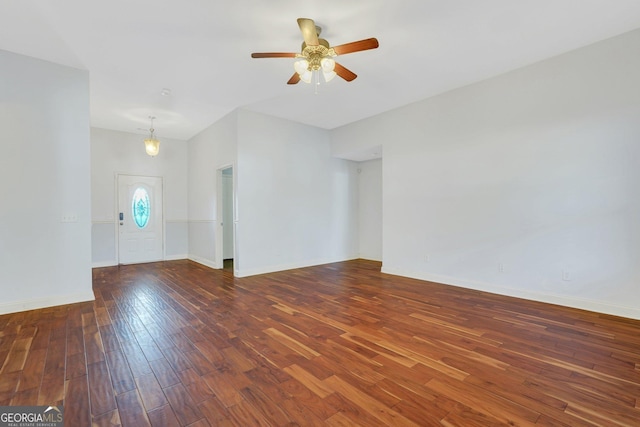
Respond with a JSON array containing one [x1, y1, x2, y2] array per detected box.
[[1, 1, 640, 426]]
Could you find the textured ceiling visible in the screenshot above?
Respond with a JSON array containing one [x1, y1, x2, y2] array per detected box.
[[2, 0, 640, 142]]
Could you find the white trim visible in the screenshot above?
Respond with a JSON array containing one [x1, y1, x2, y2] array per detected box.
[[188, 254, 218, 270], [0, 292, 96, 316], [188, 220, 217, 223], [91, 219, 186, 224], [381, 266, 640, 321], [93, 255, 187, 267], [165, 254, 188, 261], [359, 255, 383, 262], [92, 261, 118, 268], [235, 255, 359, 278], [216, 164, 236, 272]]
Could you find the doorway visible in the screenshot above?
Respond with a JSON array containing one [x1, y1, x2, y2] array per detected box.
[[216, 166, 236, 273], [117, 175, 164, 264]]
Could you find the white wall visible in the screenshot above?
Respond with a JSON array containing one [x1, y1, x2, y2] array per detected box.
[[358, 159, 383, 261], [235, 110, 359, 277], [187, 110, 237, 268], [332, 29, 640, 320], [91, 127, 188, 266], [0, 50, 94, 314]]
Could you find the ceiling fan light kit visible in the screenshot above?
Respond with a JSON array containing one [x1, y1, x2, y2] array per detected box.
[[251, 18, 379, 86]]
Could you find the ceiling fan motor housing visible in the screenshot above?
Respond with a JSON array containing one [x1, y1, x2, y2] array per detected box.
[[300, 39, 335, 71]]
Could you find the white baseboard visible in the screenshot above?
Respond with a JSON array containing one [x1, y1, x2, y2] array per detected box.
[[235, 255, 359, 278], [93, 255, 188, 268], [188, 255, 219, 270], [381, 266, 640, 321], [92, 261, 117, 268], [0, 292, 96, 316], [359, 255, 383, 262]]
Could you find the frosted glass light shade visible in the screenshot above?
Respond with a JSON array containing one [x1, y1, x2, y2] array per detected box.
[[321, 57, 335, 72], [299, 70, 312, 83], [144, 138, 160, 156], [294, 59, 309, 75], [323, 70, 336, 82]]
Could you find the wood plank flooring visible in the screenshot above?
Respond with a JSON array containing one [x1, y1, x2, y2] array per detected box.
[[1, 259, 639, 426]]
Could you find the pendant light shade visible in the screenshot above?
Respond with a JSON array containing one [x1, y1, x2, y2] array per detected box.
[[321, 57, 336, 82], [144, 116, 160, 156], [144, 137, 160, 156]]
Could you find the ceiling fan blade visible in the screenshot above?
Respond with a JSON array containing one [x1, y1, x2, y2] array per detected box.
[[251, 52, 297, 58], [287, 73, 301, 85], [297, 18, 319, 46], [332, 38, 379, 55], [334, 62, 357, 82]]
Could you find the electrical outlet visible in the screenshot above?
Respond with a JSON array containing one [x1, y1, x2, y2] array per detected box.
[[425, 254, 430, 263], [562, 270, 571, 281], [61, 214, 78, 223], [499, 263, 505, 273]]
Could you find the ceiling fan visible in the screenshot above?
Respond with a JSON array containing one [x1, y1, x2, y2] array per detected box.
[[251, 18, 379, 85]]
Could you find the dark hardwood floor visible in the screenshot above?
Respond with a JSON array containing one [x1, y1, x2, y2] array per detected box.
[[1, 259, 639, 426]]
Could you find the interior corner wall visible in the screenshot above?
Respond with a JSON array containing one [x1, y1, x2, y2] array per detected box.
[[90, 128, 188, 267], [235, 110, 359, 277], [0, 49, 94, 314], [187, 110, 238, 269], [331, 29, 640, 320], [358, 158, 383, 261]]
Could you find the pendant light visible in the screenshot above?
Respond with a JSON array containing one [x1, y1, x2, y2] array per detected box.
[[144, 116, 160, 156]]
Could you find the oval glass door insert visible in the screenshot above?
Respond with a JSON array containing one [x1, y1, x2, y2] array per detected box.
[[132, 187, 150, 228]]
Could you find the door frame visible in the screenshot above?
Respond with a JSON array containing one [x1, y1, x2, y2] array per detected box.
[[215, 164, 238, 274], [114, 173, 166, 264]]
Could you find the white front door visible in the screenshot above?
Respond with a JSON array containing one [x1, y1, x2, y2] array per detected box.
[[117, 175, 163, 264]]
